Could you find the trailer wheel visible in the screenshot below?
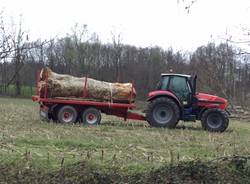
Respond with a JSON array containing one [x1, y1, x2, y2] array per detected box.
[[49, 104, 59, 122], [201, 108, 229, 132], [39, 105, 50, 122], [146, 97, 180, 128], [82, 107, 101, 125], [57, 105, 78, 124], [40, 110, 49, 122]]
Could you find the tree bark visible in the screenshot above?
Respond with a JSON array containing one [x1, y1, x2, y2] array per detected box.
[[38, 67, 136, 103]]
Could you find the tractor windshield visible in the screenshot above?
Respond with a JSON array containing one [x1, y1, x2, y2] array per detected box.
[[157, 76, 170, 90]]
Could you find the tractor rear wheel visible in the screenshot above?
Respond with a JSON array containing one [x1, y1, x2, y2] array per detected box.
[[201, 108, 229, 132], [146, 97, 180, 128]]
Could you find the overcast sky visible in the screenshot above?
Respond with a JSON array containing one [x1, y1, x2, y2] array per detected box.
[[1, 0, 250, 51]]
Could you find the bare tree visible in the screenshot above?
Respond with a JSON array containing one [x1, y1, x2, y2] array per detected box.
[[5, 16, 51, 96], [111, 32, 123, 82], [0, 10, 12, 60], [177, 0, 199, 13]]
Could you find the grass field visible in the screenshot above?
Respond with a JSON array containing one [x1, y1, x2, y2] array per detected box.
[[0, 85, 35, 97], [0, 97, 250, 183]]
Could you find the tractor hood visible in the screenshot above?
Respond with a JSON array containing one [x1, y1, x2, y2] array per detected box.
[[196, 92, 228, 110]]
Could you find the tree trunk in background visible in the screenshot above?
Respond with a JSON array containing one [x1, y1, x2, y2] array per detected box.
[[38, 67, 136, 103], [15, 48, 21, 96]]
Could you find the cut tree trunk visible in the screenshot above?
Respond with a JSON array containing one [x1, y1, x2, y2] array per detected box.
[[38, 67, 136, 103]]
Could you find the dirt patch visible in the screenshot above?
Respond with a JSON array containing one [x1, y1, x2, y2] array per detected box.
[[1, 156, 250, 184]]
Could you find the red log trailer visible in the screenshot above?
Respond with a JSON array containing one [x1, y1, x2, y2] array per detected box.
[[32, 71, 229, 132], [32, 71, 145, 125]]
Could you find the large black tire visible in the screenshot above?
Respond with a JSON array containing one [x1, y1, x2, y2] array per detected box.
[[146, 97, 180, 128], [201, 108, 229, 132], [82, 107, 101, 125], [49, 105, 59, 122], [57, 105, 78, 124]]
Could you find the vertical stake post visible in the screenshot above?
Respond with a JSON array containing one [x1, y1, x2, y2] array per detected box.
[[35, 70, 40, 96], [83, 75, 88, 98], [44, 71, 48, 99]]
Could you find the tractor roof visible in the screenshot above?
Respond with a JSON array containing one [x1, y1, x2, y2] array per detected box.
[[161, 73, 191, 78]]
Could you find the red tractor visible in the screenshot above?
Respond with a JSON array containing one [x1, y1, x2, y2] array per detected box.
[[145, 73, 229, 132]]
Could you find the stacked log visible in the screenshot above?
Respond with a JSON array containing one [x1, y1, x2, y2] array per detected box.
[[228, 106, 250, 120], [38, 68, 136, 103]]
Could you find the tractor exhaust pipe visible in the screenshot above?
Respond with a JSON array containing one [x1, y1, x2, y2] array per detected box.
[[192, 75, 197, 95]]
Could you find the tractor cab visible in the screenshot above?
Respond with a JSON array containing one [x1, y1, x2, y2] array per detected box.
[[156, 73, 197, 107]]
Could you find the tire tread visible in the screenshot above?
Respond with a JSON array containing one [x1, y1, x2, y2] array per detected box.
[[201, 108, 229, 132], [145, 97, 180, 128]]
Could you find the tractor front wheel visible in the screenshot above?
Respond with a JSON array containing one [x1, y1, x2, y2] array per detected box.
[[146, 97, 180, 128], [201, 108, 229, 132]]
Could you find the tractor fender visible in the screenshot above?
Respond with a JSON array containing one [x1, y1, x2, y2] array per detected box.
[[197, 107, 207, 120], [147, 90, 182, 109], [198, 105, 228, 120]]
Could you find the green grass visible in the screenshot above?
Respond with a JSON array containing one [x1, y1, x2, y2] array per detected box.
[[0, 85, 35, 97], [0, 97, 250, 175]]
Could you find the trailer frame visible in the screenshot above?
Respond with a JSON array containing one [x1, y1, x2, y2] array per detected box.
[[32, 71, 145, 124]]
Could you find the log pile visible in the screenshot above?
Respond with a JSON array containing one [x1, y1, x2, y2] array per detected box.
[[228, 106, 250, 120], [38, 68, 136, 103]]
